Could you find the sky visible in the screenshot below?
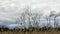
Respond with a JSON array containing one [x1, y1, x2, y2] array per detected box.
[[0, 0, 60, 29], [0, 0, 60, 20]]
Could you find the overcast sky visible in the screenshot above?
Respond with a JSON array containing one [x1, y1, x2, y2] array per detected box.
[[0, 0, 60, 21]]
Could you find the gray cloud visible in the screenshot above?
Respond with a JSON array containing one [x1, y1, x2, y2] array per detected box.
[[0, 0, 59, 20]]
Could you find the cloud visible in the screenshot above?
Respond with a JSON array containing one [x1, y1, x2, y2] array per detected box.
[[0, 0, 60, 28], [0, 0, 60, 21]]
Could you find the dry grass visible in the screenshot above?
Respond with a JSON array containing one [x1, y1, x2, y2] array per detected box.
[[0, 30, 60, 34], [0, 29, 60, 34]]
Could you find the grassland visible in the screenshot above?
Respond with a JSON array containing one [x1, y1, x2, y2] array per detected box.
[[0, 30, 60, 34], [0, 27, 60, 34]]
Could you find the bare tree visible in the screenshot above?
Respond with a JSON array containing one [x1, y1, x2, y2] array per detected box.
[[32, 13, 38, 28], [44, 11, 56, 31], [44, 15, 49, 28], [22, 6, 34, 34], [25, 8, 32, 28], [48, 11, 56, 28], [38, 13, 43, 28], [54, 12, 60, 31], [49, 11, 60, 31], [21, 12, 26, 29], [21, 6, 31, 29]]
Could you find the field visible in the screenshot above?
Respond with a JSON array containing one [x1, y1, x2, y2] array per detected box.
[[0, 30, 60, 34], [0, 28, 60, 34]]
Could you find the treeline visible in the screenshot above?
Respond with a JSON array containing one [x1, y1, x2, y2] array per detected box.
[[16, 6, 60, 29], [0, 6, 60, 32], [0, 26, 60, 32]]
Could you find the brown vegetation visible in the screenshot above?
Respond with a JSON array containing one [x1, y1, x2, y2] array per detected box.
[[0, 27, 60, 34]]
